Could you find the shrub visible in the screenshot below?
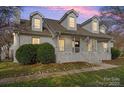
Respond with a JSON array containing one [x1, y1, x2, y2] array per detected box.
[[37, 43, 56, 64], [16, 44, 37, 65], [111, 48, 121, 59], [120, 51, 124, 57]]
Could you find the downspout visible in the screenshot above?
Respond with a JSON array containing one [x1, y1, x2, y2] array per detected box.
[[17, 31, 20, 47]]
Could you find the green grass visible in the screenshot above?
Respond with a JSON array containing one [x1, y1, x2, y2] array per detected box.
[[0, 61, 96, 79], [0, 58, 124, 87], [1, 66, 124, 87]]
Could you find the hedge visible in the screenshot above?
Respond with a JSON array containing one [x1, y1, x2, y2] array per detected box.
[[37, 43, 56, 64], [16, 44, 38, 65], [16, 43, 56, 65]]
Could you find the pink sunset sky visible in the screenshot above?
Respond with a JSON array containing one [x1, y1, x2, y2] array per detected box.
[[21, 6, 101, 23]]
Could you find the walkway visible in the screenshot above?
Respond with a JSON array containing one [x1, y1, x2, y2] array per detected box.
[[0, 63, 118, 85]]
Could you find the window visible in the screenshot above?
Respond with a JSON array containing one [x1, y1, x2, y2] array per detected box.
[[92, 39, 97, 52], [69, 17, 75, 28], [100, 28, 105, 33], [59, 39, 64, 51], [88, 39, 97, 52], [88, 39, 92, 51], [100, 27, 105, 33], [93, 21, 98, 32], [102, 42, 108, 52], [32, 37, 40, 44], [34, 19, 41, 29], [72, 40, 80, 53]]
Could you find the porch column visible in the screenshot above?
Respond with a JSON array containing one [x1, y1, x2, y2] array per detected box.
[[108, 40, 111, 53], [107, 40, 112, 60], [13, 32, 20, 63], [73, 36, 75, 53], [80, 37, 84, 52], [56, 34, 60, 63]]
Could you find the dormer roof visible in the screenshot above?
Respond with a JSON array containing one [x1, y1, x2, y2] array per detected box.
[[81, 15, 100, 26], [14, 9, 112, 40], [15, 18, 112, 39], [30, 11, 44, 18], [59, 9, 79, 23]]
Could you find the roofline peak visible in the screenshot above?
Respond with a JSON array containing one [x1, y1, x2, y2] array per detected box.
[[59, 9, 79, 23], [30, 11, 44, 18]]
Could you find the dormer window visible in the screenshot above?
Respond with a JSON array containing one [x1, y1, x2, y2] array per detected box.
[[100, 28, 105, 33], [30, 11, 44, 31], [93, 21, 98, 32], [34, 19, 41, 29], [100, 25, 106, 34], [69, 17, 75, 28], [60, 9, 78, 30]]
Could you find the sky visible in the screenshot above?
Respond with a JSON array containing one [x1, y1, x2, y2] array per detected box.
[[21, 6, 101, 23]]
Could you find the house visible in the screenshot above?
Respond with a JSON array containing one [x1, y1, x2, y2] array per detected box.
[[12, 9, 113, 64]]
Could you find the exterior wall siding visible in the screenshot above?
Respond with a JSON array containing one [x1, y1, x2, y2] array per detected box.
[[13, 34, 56, 62], [13, 33, 111, 64], [55, 35, 111, 64]]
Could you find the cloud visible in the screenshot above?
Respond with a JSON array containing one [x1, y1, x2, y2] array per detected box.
[[45, 6, 100, 17]]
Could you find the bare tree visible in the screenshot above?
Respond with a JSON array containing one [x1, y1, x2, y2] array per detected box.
[[0, 6, 21, 61], [99, 6, 124, 50]]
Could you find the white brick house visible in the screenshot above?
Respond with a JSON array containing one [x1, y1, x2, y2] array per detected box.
[[12, 9, 113, 64]]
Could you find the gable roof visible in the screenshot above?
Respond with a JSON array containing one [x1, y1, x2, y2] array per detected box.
[[45, 18, 112, 39], [30, 11, 44, 18], [15, 18, 112, 39], [81, 15, 100, 26], [59, 9, 79, 23]]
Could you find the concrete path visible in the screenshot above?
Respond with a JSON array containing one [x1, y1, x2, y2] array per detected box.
[[0, 63, 119, 85]]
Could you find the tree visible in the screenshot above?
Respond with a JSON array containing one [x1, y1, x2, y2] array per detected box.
[[99, 6, 124, 51], [0, 6, 22, 61]]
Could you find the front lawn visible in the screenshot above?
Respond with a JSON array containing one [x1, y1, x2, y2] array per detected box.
[[0, 61, 96, 79], [1, 64, 124, 87], [0, 58, 124, 87]]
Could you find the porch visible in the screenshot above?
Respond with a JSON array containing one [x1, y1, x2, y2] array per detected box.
[[55, 35, 112, 63]]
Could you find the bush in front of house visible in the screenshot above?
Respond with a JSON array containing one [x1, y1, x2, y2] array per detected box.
[[16, 44, 38, 65], [120, 51, 124, 57], [37, 43, 56, 64], [111, 47, 121, 59]]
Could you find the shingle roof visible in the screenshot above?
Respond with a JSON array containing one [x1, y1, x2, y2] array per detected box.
[[14, 19, 52, 37], [45, 18, 112, 39], [59, 9, 79, 23], [15, 18, 112, 39], [81, 15, 100, 26]]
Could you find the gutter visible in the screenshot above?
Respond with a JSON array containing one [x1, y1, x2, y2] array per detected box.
[[60, 32, 112, 39]]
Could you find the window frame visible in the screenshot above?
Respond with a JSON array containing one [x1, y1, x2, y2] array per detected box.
[[34, 18, 41, 29], [88, 39, 92, 52], [92, 20, 98, 33], [59, 39, 65, 52], [92, 39, 97, 52], [87, 39, 97, 52], [102, 42, 108, 52], [68, 17, 75, 28], [32, 37, 40, 44], [100, 26, 106, 33], [72, 40, 80, 53]]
